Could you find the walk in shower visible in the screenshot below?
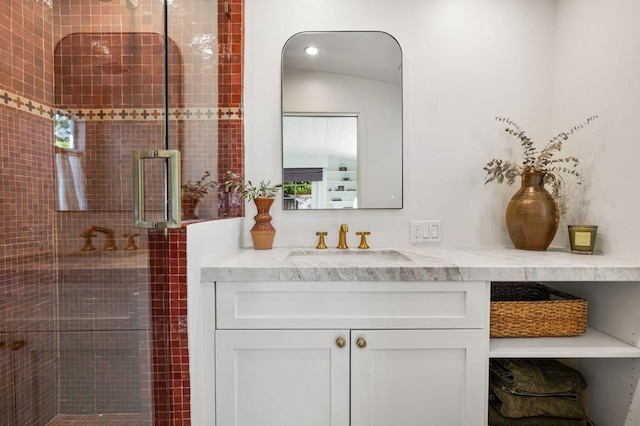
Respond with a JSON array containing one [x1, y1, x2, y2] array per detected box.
[[1, 0, 238, 424]]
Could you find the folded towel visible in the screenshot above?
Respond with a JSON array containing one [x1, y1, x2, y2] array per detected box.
[[490, 383, 586, 419], [489, 405, 586, 426], [490, 359, 587, 395]]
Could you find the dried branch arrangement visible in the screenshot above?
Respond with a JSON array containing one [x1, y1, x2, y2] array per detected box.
[[484, 115, 598, 216], [182, 171, 218, 200]]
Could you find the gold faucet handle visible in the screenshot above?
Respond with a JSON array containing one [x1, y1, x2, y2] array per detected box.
[[315, 232, 328, 249], [80, 232, 97, 251], [123, 233, 141, 251], [356, 231, 371, 249]]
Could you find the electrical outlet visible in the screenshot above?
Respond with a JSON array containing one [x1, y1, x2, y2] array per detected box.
[[410, 220, 442, 243], [411, 222, 422, 242]]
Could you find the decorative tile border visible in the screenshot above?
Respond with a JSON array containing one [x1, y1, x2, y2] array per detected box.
[[0, 90, 242, 121], [61, 106, 243, 121], [0, 90, 55, 118]]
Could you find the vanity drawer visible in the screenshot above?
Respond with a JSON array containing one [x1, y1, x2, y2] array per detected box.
[[216, 281, 488, 330]]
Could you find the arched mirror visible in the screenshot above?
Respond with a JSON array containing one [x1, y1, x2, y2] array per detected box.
[[282, 31, 403, 210]]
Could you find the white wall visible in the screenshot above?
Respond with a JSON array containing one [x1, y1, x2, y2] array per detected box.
[[245, 0, 556, 249], [187, 218, 242, 425], [552, 0, 640, 259], [245, 0, 640, 259]]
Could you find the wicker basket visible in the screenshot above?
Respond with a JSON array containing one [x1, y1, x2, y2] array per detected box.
[[490, 282, 587, 338]]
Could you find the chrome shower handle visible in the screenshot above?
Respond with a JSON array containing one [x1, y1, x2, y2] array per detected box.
[[133, 150, 181, 229]]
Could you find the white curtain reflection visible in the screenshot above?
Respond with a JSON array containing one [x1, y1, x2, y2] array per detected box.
[[55, 151, 87, 210]]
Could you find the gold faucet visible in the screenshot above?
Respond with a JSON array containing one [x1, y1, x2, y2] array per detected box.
[[82, 226, 117, 251], [337, 224, 349, 249], [356, 231, 371, 249]]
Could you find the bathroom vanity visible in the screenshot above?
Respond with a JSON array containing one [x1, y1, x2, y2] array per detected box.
[[201, 247, 640, 426]]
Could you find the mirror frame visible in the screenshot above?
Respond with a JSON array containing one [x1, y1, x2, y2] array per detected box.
[[281, 30, 403, 210]]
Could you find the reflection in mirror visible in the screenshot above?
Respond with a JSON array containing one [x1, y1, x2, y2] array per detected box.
[[282, 31, 403, 210], [283, 115, 358, 209]]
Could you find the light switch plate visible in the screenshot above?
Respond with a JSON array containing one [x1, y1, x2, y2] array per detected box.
[[410, 220, 442, 243]]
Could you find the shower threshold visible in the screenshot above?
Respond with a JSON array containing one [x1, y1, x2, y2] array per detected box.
[[47, 413, 148, 425]]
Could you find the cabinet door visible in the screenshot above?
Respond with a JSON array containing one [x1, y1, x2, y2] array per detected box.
[[216, 329, 350, 426], [351, 330, 487, 426]]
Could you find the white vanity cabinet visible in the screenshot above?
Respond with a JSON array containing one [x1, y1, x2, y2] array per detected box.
[[199, 247, 640, 426], [350, 329, 487, 426], [216, 329, 350, 426], [215, 281, 490, 426]]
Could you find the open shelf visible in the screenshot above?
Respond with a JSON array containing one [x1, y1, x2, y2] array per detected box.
[[489, 327, 640, 359]]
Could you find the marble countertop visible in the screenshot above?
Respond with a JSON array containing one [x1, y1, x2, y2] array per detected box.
[[201, 246, 640, 282]]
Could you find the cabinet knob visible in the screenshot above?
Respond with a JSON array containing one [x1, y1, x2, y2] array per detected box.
[[335, 336, 346, 348], [356, 337, 367, 349]]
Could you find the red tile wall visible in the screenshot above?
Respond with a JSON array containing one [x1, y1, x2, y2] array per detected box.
[[218, 0, 245, 218], [2, 1, 245, 425], [53, 31, 174, 422], [54, 32, 179, 215], [0, 1, 57, 425], [148, 230, 172, 425], [163, 3, 245, 425], [167, 228, 190, 424], [147, 226, 189, 426], [165, 4, 245, 425]]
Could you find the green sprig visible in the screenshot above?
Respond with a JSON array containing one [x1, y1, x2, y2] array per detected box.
[[224, 171, 283, 201]]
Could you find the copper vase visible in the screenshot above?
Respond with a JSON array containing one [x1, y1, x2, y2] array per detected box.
[[181, 197, 199, 220], [505, 172, 559, 251], [251, 197, 276, 249]]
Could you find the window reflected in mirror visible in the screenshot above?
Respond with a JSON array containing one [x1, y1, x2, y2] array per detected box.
[[283, 115, 358, 209]]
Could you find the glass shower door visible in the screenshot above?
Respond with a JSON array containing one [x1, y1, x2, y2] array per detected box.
[[53, 27, 173, 424], [50, 1, 221, 424]]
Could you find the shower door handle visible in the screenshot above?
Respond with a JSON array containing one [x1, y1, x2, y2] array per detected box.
[[133, 150, 181, 229]]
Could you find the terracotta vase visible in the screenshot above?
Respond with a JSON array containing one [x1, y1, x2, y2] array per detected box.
[[505, 172, 559, 251], [250, 197, 276, 249], [182, 197, 199, 220]]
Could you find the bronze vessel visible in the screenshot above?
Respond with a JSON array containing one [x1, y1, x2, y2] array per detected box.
[[505, 172, 559, 250]]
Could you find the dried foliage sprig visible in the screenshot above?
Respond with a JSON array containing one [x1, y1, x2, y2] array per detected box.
[[484, 115, 598, 216], [224, 171, 282, 201], [182, 171, 218, 200]]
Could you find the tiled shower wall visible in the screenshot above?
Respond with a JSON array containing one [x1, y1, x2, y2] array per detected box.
[[157, 3, 245, 424], [2, 0, 245, 425], [53, 30, 182, 252], [218, 0, 245, 218], [0, 1, 58, 425], [160, 3, 246, 424], [53, 27, 178, 422], [52, 2, 238, 425]]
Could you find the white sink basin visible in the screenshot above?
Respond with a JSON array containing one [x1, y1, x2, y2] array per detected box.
[[285, 249, 412, 264]]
